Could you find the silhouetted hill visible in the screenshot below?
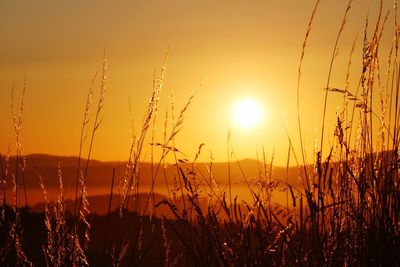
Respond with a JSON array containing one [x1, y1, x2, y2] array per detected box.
[[30, 193, 177, 217]]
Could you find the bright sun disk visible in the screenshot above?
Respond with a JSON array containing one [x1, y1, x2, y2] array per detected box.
[[233, 98, 263, 128]]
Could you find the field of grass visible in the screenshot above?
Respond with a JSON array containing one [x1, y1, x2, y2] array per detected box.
[[2, 1, 400, 266]]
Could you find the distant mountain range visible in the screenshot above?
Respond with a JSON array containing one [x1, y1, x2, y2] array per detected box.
[[1, 153, 309, 211], [2, 153, 304, 189]]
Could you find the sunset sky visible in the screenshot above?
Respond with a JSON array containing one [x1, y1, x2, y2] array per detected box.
[[0, 0, 394, 166]]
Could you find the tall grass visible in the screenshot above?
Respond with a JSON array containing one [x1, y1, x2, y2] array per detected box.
[[1, 1, 400, 266]]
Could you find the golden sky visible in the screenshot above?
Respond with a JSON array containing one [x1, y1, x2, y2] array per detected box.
[[0, 0, 394, 166]]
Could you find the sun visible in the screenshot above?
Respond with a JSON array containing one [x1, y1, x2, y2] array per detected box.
[[233, 98, 263, 128]]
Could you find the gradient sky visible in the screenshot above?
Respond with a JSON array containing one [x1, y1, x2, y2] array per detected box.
[[0, 0, 394, 166]]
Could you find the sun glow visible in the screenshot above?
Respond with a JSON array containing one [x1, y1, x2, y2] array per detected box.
[[233, 98, 263, 128]]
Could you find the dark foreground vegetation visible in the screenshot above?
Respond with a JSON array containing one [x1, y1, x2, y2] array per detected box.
[[2, 0, 400, 266], [0, 206, 183, 266]]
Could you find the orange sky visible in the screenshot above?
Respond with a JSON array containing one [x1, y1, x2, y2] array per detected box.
[[0, 0, 395, 166]]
